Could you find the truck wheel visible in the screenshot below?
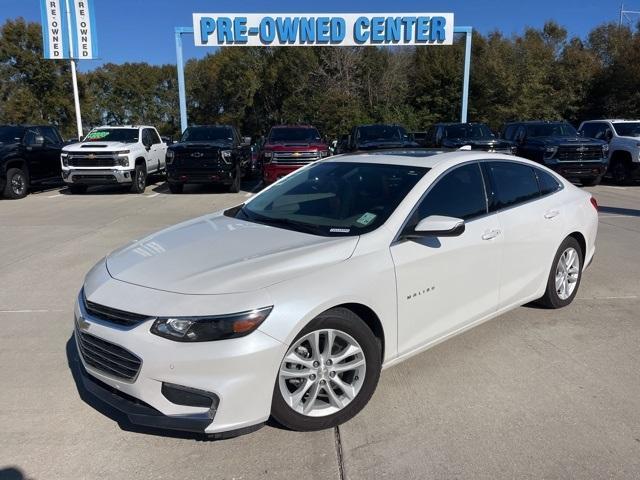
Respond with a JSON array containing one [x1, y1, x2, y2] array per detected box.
[[131, 164, 147, 194], [168, 182, 183, 194], [3, 168, 29, 199], [68, 185, 87, 194], [580, 177, 601, 187], [611, 159, 632, 185], [228, 165, 241, 193]]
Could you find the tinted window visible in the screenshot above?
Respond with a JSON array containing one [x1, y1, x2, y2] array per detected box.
[[147, 128, 161, 145], [580, 122, 608, 140], [39, 127, 62, 144], [535, 168, 562, 196], [525, 123, 577, 138], [269, 127, 321, 143], [181, 127, 234, 143], [0, 126, 25, 143], [233, 162, 429, 237], [357, 125, 403, 143], [443, 124, 494, 140], [487, 162, 540, 210], [408, 163, 487, 229], [503, 125, 518, 141], [612, 122, 640, 137]]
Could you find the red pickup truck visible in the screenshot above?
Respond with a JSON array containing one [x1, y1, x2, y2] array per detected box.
[[261, 125, 329, 185]]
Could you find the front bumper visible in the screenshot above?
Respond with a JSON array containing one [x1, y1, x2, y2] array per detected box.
[[547, 161, 607, 179], [263, 163, 306, 184], [63, 168, 134, 185], [73, 282, 286, 434], [167, 168, 234, 185]]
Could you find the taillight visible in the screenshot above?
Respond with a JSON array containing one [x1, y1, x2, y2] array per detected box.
[[590, 196, 598, 211]]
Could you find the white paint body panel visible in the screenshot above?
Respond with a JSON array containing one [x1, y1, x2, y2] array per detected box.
[[77, 151, 598, 433]]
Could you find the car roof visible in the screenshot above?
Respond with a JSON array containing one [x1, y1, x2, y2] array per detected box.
[[435, 122, 487, 126], [504, 121, 569, 125], [324, 150, 517, 169], [582, 119, 640, 123], [93, 125, 153, 129], [270, 124, 317, 129]]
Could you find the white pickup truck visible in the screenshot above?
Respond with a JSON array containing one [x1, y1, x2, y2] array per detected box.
[[60, 125, 167, 193], [578, 119, 640, 185]]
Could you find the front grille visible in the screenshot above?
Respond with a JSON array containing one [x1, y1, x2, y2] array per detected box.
[[72, 175, 117, 183], [76, 329, 142, 381], [85, 297, 154, 327], [69, 156, 118, 167], [272, 151, 321, 164], [556, 146, 603, 161]]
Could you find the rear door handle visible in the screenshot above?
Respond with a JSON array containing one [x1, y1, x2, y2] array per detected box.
[[544, 210, 560, 219], [482, 229, 501, 240]]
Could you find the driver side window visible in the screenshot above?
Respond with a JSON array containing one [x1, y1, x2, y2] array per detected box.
[[405, 163, 488, 233]]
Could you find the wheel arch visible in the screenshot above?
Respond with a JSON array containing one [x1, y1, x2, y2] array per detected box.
[[3, 158, 27, 175], [332, 303, 385, 362], [568, 231, 586, 260], [134, 157, 146, 168], [611, 150, 632, 163]]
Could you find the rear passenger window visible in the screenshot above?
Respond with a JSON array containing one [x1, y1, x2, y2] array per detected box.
[[407, 163, 487, 228], [487, 162, 540, 210], [535, 169, 562, 196]]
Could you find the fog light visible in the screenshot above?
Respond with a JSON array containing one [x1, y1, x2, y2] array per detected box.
[[161, 382, 219, 410], [124, 172, 130, 178]]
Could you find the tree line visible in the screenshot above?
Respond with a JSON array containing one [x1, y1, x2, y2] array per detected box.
[[0, 17, 638, 139]]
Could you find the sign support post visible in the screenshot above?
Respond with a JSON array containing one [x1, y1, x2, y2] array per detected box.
[[455, 26, 473, 123], [64, 0, 83, 139], [175, 27, 193, 134]]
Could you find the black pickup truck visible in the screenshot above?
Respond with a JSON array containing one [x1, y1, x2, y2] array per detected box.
[[502, 121, 609, 186], [165, 125, 251, 193], [426, 122, 516, 153], [0, 125, 68, 199], [346, 124, 418, 152]]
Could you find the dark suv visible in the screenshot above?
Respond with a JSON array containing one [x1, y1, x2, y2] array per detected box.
[[0, 125, 66, 199], [347, 124, 418, 152], [165, 125, 251, 193], [426, 122, 515, 154], [503, 121, 609, 186]]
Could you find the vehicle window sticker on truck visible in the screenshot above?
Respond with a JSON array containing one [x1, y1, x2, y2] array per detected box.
[[86, 131, 110, 140]]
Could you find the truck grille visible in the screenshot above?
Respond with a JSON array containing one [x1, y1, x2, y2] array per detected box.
[[272, 151, 321, 164], [556, 146, 603, 162], [68, 154, 118, 167], [76, 329, 142, 381], [84, 296, 154, 328]]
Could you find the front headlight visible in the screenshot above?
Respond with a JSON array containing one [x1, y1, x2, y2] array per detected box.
[[61, 152, 69, 167], [150, 306, 273, 342], [166, 149, 175, 165], [221, 150, 232, 164], [115, 150, 130, 167], [319, 150, 328, 158], [263, 151, 273, 162]]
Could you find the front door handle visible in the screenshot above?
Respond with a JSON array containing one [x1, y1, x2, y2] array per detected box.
[[482, 229, 501, 240], [544, 210, 560, 219]]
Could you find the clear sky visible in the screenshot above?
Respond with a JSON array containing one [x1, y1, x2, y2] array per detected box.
[[1, 0, 629, 71]]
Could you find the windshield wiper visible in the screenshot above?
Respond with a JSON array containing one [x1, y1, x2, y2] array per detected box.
[[243, 211, 323, 236]]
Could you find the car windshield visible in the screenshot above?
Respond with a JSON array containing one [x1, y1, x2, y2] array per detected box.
[[444, 124, 494, 139], [229, 162, 428, 236], [84, 128, 138, 143], [526, 123, 577, 138], [0, 126, 24, 143], [181, 126, 233, 143], [358, 125, 403, 143], [268, 127, 321, 143], [613, 122, 640, 137]]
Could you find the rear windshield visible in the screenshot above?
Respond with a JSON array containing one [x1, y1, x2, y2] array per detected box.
[[181, 126, 233, 142], [269, 127, 322, 143], [84, 129, 139, 143], [443, 124, 494, 139], [358, 125, 405, 142]]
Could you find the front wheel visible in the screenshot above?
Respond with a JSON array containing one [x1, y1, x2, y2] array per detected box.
[[537, 236, 583, 309], [611, 159, 632, 186], [228, 165, 241, 193], [168, 182, 183, 194], [130, 164, 147, 194], [271, 308, 381, 431]]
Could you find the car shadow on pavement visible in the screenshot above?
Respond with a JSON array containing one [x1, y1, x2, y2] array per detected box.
[[599, 206, 640, 217], [65, 336, 213, 441], [0, 467, 29, 480]]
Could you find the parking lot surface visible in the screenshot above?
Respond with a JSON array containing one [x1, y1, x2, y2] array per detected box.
[[1, 179, 639, 480]]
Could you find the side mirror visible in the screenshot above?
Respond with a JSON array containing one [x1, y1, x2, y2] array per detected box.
[[604, 129, 613, 142], [67, 138, 79, 144], [241, 136, 251, 146], [30, 135, 45, 147], [406, 215, 465, 239]]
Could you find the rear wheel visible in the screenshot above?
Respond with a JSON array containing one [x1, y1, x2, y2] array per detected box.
[[611, 158, 632, 185], [130, 164, 147, 194], [580, 176, 601, 187], [538, 236, 583, 309], [228, 165, 241, 193], [168, 182, 183, 194], [271, 308, 381, 431], [68, 185, 87, 194], [3, 168, 29, 199]]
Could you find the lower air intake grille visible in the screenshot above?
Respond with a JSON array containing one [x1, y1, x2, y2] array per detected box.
[[76, 329, 142, 381]]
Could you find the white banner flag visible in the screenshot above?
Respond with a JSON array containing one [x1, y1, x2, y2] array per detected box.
[[40, 0, 67, 58]]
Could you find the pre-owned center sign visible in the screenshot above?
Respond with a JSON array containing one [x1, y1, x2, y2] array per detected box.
[[193, 13, 454, 47]]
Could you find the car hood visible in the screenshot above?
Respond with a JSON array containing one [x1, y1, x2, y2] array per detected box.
[[105, 212, 359, 295], [263, 142, 327, 151], [443, 138, 513, 149], [532, 136, 606, 146], [170, 141, 231, 150], [63, 141, 135, 152]]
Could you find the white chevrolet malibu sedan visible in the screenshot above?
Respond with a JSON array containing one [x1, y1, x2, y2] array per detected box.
[[74, 151, 598, 437]]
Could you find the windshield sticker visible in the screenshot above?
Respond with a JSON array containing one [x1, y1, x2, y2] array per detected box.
[[330, 228, 351, 233], [86, 131, 110, 140], [356, 212, 377, 226]]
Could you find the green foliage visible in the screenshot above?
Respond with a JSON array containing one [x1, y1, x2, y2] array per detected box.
[[1, 18, 639, 140]]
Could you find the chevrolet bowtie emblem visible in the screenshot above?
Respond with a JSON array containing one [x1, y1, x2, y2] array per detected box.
[[292, 152, 302, 157], [192, 152, 204, 158], [88, 153, 96, 159]]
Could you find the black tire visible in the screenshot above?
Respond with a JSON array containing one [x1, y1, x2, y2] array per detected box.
[[580, 176, 601, 187], [611, 159, 632, 186], [130, 164, 147, 194], [537, 236, 584, 309], [168, 182, 183, 194], [271, 307, 381, 432], [228, 164, 241, 193], [3, 167, 29, 199], [68, 185, 87, 194]]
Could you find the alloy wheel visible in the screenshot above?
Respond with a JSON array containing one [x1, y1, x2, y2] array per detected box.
[[555, 247, 580, 300], [278, 329, 366, 417], [11, 173, 26, 196]]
